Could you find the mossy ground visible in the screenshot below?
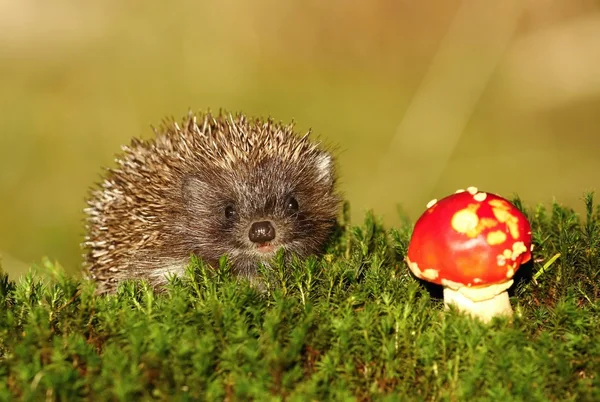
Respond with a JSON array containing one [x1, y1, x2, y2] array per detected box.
[[0, 195, 599, 401]]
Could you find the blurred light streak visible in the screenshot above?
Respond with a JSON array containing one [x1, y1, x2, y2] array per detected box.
[[377, 0, 523, 212], [501, 13, 600, 111]]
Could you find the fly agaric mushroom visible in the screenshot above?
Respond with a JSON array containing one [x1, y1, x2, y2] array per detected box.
[[405, 186, 532, 322]]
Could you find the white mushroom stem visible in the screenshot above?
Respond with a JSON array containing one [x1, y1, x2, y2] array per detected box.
[[442, 280, 514, 323]]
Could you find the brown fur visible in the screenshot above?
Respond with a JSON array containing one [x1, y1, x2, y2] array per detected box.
[[83, 110, 341, 293]]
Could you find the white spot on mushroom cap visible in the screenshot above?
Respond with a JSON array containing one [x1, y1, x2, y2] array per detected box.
[[451, 209, 479, 233], [467, 186, 478, 195], [406, 258, 439, 281], [421, 268, 440, 281], [473, 192, 487, 202], [405, 258, 423, 279], [487, 230, 507, 245], [426, 199, 438, 209], [511, 241, 527, 260], [455, 188, 466, 193]]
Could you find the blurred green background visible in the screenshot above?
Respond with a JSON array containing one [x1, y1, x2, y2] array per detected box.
[[1, 0, 599, 278]]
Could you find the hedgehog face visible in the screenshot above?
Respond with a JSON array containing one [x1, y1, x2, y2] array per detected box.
[[181, 154, 339, 278]]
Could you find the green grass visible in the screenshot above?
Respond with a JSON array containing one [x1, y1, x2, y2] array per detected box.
[[1, 195, 599, 401]]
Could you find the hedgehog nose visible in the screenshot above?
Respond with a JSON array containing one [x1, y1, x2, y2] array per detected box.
[[249, 221, 276, 243]]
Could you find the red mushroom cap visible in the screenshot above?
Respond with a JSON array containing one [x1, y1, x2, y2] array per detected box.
[[406, 187, 532, 294]]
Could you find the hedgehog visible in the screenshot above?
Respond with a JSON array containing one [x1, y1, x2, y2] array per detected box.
[[83, 110, 342, 293]]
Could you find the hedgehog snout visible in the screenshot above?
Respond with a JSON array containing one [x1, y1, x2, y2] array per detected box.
[[248, 220, 276, 243]]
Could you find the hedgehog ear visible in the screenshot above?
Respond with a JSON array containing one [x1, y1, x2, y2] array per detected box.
[[314, 153, 334, 187]]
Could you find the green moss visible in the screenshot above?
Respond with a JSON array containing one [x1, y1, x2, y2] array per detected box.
[[0, 196, 599, 401]]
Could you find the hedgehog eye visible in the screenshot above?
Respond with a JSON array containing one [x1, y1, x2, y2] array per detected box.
[[225, 205, 237, 219], [285, 196, 299, 215]]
